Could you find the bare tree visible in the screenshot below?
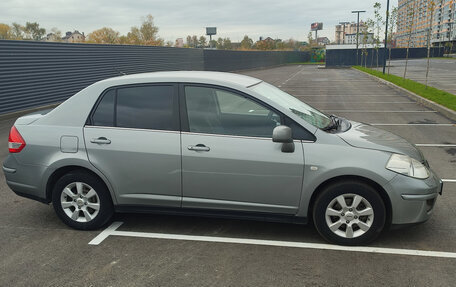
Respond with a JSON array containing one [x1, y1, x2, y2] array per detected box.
[[403, 0, 417, 79], [387, 6, 398, 74], [364, 19, 374, 67], [373, 2, 383, 68], [425, 1, 436, 88]]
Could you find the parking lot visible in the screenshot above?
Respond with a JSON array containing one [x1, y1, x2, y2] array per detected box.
[[1, 65, 455, 286], [375, 58, 456, 94]]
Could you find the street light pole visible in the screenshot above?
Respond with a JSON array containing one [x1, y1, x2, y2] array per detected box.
[[352, 10, 366, 65], [448, 21, 454, 55], [383, 0, 390, 74]]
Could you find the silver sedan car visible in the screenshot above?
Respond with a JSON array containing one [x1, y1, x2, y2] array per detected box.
[[3, 71, 442, 245]]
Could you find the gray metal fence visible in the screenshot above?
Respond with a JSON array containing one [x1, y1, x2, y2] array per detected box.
[[0, 40, 204, 114], [326, 47, 444, 67], [204, 49, 309, 71], [0, 40, 308, 115]]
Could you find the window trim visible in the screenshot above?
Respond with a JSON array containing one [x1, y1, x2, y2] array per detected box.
[[86, 83, 180, 132], [179, 83, 316, 141], [86, 82, 316, 141]]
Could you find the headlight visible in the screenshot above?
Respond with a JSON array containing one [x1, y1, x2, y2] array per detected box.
[[386, 154, 429, 179]]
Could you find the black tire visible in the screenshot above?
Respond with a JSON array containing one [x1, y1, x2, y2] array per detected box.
[[52, 170, 114, 230], [313, 180, 386, 246]]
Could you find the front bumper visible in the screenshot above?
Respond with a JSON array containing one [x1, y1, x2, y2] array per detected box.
[[384, 169, 442, 225]]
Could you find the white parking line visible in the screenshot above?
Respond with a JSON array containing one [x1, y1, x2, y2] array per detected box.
[[370, 123, 455, 126], [442, 179, 456, 183], [279, 66, 304, 87], [89, 222, 456, 259], [88, 221, 124, 245]]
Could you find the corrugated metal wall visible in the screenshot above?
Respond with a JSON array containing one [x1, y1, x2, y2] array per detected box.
[[204, 49, 309, 71], [0, 40, 309, 115], [326, 48, 385, 67], [0, 40, 204, 115], [326, 47, 444, 67]]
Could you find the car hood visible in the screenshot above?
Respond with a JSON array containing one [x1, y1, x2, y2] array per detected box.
[[337, 121, 424, 161]]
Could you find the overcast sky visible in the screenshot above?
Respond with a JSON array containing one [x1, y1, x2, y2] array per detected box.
[[2, 0, 398, 42]]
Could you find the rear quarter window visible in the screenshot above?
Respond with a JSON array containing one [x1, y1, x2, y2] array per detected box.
[[92, 89, 115, 126]]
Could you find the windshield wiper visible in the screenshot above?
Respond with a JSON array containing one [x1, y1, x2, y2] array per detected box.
[[322, 114, 340, 131]]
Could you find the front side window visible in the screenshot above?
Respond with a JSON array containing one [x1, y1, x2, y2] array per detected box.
[[185, 86, 281, 138], [90, 85, 177, 131]]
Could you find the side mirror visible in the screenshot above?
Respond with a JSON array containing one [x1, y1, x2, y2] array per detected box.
[[272, 125, 294, 153]]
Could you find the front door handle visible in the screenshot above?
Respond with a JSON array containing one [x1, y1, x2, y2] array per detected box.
[[90, 137, 111, 144], [188, 144, 210, 152]]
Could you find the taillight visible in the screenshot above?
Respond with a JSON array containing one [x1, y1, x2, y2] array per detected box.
[[8, 126, 26, 153]]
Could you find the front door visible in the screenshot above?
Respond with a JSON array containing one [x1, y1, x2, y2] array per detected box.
[[84, 84, 181, 207], [181, 85, 304, 214]]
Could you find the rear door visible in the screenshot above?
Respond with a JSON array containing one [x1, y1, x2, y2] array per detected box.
[[180, 85, 305, 214], [84, 84, 182, 207]]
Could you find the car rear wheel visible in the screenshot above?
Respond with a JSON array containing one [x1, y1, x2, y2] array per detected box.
[[313, 180, 386, 245], [52, 171, 114, 230]]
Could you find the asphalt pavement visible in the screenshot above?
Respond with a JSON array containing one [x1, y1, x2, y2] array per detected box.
[[374, 58, 456, 95], [1, 65, 455, 286]]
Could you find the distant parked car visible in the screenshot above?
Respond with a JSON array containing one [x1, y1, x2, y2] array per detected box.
[[3, 71, 442, 245]]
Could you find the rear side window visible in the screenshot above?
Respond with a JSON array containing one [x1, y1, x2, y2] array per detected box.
[[90, 85, 177, 131], [92, 90, 115, 126], [116, 86, 175, 130]]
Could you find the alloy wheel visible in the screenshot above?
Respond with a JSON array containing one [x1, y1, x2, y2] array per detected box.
[[60, 182, 100, 222], [325, 193, 374, 238]]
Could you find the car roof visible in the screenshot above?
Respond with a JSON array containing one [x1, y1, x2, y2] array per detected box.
[[102, 71, 262, 88]]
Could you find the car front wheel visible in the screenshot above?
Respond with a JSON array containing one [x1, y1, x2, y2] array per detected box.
[[52, 171, 114, 230], [313, 180, 386, 245]]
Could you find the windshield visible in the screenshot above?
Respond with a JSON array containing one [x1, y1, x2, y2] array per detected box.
[[250, 82, 331, 129]]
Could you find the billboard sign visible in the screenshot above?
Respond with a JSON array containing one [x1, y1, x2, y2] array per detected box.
[[311, 22, 323, 31], [206, 27, 217, 36]]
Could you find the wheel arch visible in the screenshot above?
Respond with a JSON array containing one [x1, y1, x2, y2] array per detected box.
[[45, 165, 116, 205], [307, 175, 392, 229]]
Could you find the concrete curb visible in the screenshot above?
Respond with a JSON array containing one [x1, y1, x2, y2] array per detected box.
[[352, 67, 456, 122]]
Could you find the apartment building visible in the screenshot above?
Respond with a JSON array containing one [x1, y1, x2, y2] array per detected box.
[[433, 0, 456, 45], [396, 0, 455, 48], [334, 22, 367, 44], [344, 33, 375, 45]]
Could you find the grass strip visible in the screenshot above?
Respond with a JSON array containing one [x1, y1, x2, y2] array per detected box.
[[353, 66, 456, 112]]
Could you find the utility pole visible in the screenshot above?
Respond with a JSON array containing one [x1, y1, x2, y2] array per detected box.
[[352, 10, 366, 65], [383, 0, 390, 74], [449, 22, 454, 55]]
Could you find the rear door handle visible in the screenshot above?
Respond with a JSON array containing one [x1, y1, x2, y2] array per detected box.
[[188, 144, 210, 152], [90, 137, 111, 144]]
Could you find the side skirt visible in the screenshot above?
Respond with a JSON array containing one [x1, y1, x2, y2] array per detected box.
[[115, 205, 308, 225]]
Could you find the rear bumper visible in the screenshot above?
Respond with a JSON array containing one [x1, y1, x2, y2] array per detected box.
[[3, 155, 49, 203]]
